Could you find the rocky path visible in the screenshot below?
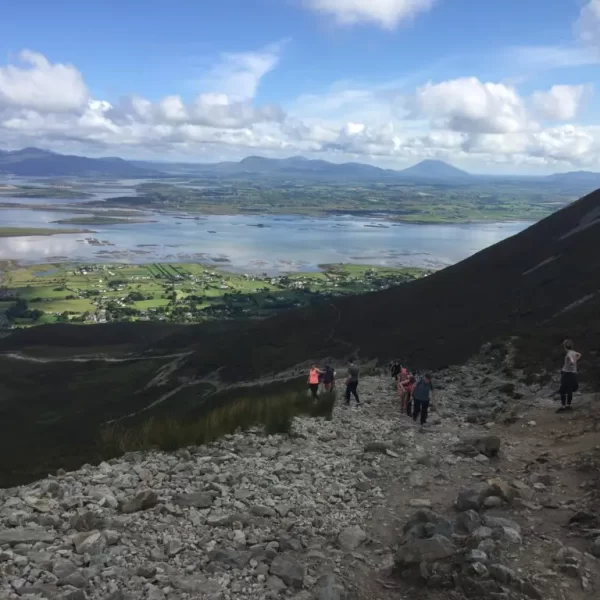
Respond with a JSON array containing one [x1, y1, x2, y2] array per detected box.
[[1, 362, 599, 600]]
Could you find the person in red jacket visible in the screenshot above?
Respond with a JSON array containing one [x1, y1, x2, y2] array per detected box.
[[308, 365, 322, 399]]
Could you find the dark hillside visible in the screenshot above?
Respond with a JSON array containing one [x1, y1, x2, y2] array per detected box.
[[178, 187, 600, 381]]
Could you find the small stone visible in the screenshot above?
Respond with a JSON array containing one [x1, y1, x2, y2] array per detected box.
[[0, 527, 55, 546], [465, 549, 488, 563], [364, 442, 390, 454], [501, 527, 522, 544], [409, 499, 432, 508], [173, 492, 214, 509], [395, 534, 456, 567], [471, 562, 489, 577], [250, 505, 276, 518], [73, 531, 107, 555], [136, 564, 157, 578], [119, 490, 158, 513], [483, 496, 503, 508]]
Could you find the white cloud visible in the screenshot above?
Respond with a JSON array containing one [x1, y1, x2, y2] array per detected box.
[[531, 85, 589, 121], [303, 0, 435, 29], [199, 44, 282, 101], [0, 50, 599, 172], [412, 77, 531, 134], [576, 0, 600, 50], [0, 50, 89, 113]]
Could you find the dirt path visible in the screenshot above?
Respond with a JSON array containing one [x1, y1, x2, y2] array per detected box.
[[339, 370, 600, 600]]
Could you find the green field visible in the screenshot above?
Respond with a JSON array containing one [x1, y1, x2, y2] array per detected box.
[[0, 262, 427, 326]]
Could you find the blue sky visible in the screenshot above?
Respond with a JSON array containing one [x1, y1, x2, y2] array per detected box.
[[0, 0, 599, 173]]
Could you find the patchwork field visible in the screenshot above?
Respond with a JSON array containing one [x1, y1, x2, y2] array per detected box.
[[0, 262, 426, 326]]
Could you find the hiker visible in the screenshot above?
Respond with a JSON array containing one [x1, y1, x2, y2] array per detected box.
[[344, 357, 360, 406], [557, 339, 581, 413], [397, 367, 409, 404], [322, 364, 336, 393], [413, 373, 434, 429], [400, 374, 416, 416], [391, 361, 401, 381], [308, 364, 322, 399]]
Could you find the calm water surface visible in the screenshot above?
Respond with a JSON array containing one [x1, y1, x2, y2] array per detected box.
[[0, 180, 532, 273]]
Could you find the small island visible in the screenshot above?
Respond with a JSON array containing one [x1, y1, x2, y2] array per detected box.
[[52, 216, 156, 226], [0, 227, 94, 238]]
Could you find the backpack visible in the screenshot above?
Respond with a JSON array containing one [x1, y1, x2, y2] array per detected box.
[[414, 377, 430, 398]]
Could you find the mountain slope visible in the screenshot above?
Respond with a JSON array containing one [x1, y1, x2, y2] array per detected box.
[[399, 159, 471, 179], [547, 170, 600, 187], [0, 147, 161, 177], [172, 185, 600, 383]]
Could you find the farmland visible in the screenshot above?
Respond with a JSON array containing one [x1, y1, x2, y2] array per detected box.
[[0, 262, 426, 326]]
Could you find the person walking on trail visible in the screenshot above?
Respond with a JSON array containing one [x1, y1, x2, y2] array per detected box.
[[308, 365, 322, 399], [557, 339, 581, 413], [413, 373, 434, 429], [322, 364, 336, 393], [344, 357, 360, 406], [402, 375, 416, 417], [397, 367, 410, 408]]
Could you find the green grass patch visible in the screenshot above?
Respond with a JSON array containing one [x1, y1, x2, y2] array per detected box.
[[99, 390, 336, 456]]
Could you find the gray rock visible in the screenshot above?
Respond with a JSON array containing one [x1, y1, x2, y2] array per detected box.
[[409, 499, 432, 508], [483, 516, 521, 533], [270, 555, 306, 589], [590, 536, 600, 558], [483, 496, 503, 508], [403, 510, 453, 542], [472, 526, 494, 541], [173, 492, 215, 509], [119, 490, 158, 514], [501, 527, 522, 544], [65, 570, 88, 588], [489, 563, 517, 584], [73, 531, 107, 555], [454, 510, 482, 535], [337, 525, 367, 550], [208, 548, 251, 569], [454, 436, 501, 458], [70, 511, 106, 532], [267, 575, 287, 592], [250, 505, 276, 518], [136, 564, 157, 578], [0, 527, 55, 546], [363, 442, 390, 454], [58, 591, 87, 600], [465, 549, 488, 563], [53, 558, 78, 579], [147, 586, 167, 600], [455, 489, 481, 512], [395, 534, 456, 567], [315, 573, 347, 600], [279, 534, 303, 552]]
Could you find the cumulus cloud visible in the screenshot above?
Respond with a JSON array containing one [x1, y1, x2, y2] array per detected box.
[[576, 0, 600, 50], [531, 85, 589, 121], [0, 50, 89, 113], [303, 0, 435, 29], [412, 77, 531, 134], [0, 49, 599, 170]]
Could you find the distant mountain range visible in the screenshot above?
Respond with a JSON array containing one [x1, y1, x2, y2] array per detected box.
[[0, 147, 158, 178], [1, 147, 600, 187]]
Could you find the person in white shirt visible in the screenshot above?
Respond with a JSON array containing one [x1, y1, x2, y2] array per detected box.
[[557, 339, 581, 413]]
